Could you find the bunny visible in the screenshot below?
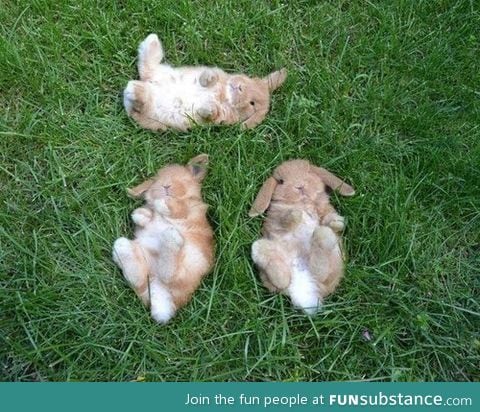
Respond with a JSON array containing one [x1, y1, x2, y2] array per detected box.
[[123, 33, 287, 132], [248, 160, 355, 314], [112, 154, 214, 324]]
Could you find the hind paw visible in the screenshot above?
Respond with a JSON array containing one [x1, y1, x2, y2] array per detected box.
[[123, 80, 149, 114], [112, 237, 133, 266], [131, 207, 153, 226], [138, 33, 163, 63]]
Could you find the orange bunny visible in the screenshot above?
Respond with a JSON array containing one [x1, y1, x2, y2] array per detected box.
[[124, 34, 287, 131], [249, 160, 355, 314], [112, 155, 214, 323]]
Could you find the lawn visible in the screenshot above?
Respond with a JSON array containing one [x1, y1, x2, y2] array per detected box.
[[1, 0, 479, 381]]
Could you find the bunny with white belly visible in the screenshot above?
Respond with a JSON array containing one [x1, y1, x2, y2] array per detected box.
[[124, 33, 287, 132], [249, 160, 355, 314], [112, 154, 214, 324]]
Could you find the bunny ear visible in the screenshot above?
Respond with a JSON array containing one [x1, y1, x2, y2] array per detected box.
[[249, 177, 277, 217], [127, 178, 155, 198], [263, 68, 287, 92], [187, 154, 209, 182], [242, 107, 269, 129], [312, 166, 355, 196]]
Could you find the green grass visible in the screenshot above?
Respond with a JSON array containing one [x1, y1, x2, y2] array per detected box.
[[1, 0, 479, 381]]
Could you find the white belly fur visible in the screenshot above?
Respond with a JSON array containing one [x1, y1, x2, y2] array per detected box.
[[281, 211, 322, 313], [150, 67, 214, 120]]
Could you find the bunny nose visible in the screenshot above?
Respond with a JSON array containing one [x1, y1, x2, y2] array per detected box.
[[296, 185, 305, 194]]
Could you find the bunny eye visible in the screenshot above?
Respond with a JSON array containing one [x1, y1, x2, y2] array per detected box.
[[250, 101, 255, 106], [277, 178, 284, 184]]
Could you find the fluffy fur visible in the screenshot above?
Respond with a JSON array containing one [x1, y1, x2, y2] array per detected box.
[[124, 33, 287, 131], [249, 160, 355, 314], [112, 154, 214, 324]]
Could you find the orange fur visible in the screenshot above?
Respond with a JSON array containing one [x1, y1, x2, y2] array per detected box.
[[112, 154, 214, 324], [249, 160, 355, 314]]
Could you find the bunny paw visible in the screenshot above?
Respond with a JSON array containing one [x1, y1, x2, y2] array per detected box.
[[112, 237, 135, 268], [323, 213, 345, 232], [199, 69, 218, 87], [282, 210, 303, 228], [153, 199, 170, 216], [124, 80, 148, 114], [312, 226, 337, 250], [138, 33, 164, 64], [131, 208, 153, 226], [196, 102, 218, 121]]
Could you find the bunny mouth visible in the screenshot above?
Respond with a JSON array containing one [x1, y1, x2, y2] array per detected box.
[[150, 187, 171, 199], [296, 186, 306, 196]]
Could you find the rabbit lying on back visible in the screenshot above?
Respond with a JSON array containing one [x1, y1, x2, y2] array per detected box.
[[112, 154, 214, 324], [249, 160, 355, 314], [124, 33, 287, 132]]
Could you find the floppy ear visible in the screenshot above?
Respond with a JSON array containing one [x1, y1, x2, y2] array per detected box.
[[187, 154, 209, 182], [248, 177, 277, 217], [242, 108, 269, 129], [263, 68, 287, 92], [311, 166, 355, 196], [127, 178, 154, 198]]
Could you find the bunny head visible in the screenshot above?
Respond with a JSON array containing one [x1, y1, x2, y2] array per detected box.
[[127, 154, 209, 205], [225, 68, 287, 128], [248, 159, 355, 217]]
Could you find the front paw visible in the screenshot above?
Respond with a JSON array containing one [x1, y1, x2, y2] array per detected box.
[[153, 199, 170, 216], [196, 102, 219, 121], [322, 213, 345, 232], [199, 69, 218, 87], [131, 207, 153, 226], [281, 210, 303, 228]]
